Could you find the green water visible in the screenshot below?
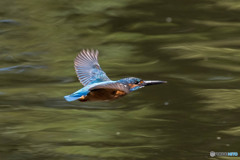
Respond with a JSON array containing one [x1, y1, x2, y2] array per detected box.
[[1, 0, 240, 160]]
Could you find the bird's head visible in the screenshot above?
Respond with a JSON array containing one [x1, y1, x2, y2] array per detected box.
[[118, 77, 167, 92]]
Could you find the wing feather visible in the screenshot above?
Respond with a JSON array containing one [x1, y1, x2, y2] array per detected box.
[[74, 49, 111, 86]]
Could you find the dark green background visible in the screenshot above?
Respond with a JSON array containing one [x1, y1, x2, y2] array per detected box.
[[0, 0, 240, 160]]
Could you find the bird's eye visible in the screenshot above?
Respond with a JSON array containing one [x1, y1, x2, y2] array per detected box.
[[134, 81, 139, 84]]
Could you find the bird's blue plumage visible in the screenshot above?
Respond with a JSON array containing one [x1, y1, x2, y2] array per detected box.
[[64, 86, 90, 102]]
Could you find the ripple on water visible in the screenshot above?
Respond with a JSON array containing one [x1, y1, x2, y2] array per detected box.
[[195, 89, 240, 111], [1, 51, 46, 63], [220, 126, 240, 136], [208, 76, 234, 81], [0, 19, 19, 25], [0, 65, 46, 73]]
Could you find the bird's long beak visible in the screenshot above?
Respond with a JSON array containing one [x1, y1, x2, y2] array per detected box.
[[143, 80, 167, 86]]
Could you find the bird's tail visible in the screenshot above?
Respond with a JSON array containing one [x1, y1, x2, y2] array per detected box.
[[64, 89, 89, 102], [64, 95, 81, 102]]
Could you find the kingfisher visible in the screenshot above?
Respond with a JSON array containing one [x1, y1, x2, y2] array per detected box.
[[64, 49, 167, 102]]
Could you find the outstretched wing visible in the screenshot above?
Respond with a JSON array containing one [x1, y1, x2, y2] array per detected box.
[[74, 49, 111, 86], [90, 82, 130, 94]]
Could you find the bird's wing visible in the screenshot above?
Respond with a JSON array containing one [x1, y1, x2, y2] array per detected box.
[[74, 49, 111, 86], [90, 82, 130, 94]]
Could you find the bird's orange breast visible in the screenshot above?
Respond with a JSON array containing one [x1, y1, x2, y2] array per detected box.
[[79, 89, 127, 102]]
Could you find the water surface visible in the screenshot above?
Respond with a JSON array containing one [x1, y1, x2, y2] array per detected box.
[[0, 0, 240, 160]]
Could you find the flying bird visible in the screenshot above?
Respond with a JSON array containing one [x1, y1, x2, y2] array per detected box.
[[64, 49, 166, 102]]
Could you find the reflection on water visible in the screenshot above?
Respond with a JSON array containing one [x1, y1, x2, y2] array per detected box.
[[1, 0, 240, 159]]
